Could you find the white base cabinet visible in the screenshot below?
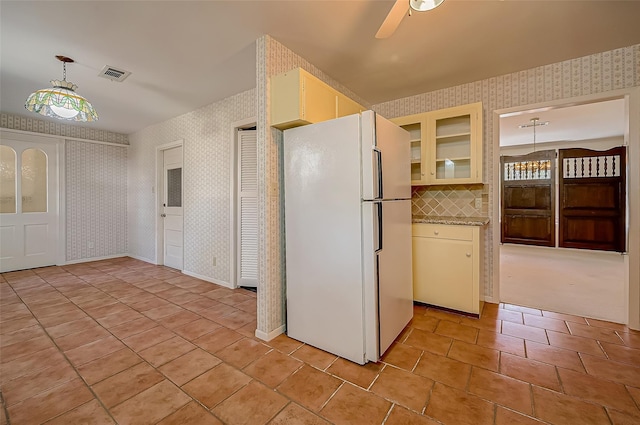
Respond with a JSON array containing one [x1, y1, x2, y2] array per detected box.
[[412, 223, 484, 315]]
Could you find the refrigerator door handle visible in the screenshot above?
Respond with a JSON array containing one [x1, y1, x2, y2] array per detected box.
[[375, 254, 382, 356], [374, 202, 383, 253], [373, 148, 383, 200]]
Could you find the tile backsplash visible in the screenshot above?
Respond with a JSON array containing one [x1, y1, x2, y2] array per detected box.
[[412, 184, 488, 217]]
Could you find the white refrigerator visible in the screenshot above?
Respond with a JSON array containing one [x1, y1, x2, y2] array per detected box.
[[283, 110, 414, 365]]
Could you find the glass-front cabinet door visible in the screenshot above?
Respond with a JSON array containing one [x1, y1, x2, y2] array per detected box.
[[426, 102, 482, 184], [391, 113, 428, 185], [392, 102, 483, 186]]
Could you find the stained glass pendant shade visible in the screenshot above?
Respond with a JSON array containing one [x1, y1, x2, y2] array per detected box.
[[25, 55, 98, 122], [409, 0, 445, 12]]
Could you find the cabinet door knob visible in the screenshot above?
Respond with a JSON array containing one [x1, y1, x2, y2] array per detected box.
[[466, 252, 471, 257], [434, 231, 439, 235]]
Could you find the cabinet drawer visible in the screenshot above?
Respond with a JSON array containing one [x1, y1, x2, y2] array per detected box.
[[412, 223, 473, 241]]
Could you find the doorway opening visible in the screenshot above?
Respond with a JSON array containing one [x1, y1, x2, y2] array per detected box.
[[495, 97, 630, 324]]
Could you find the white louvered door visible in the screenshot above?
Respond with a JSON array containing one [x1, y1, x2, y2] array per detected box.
[[237, 130, 257, 287]]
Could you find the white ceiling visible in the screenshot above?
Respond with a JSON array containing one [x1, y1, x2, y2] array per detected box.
[[499, 98, 626, 147], [1, 1, 640, 135]]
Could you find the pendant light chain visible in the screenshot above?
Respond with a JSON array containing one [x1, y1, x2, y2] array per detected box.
[[519, 117, 547, 153], [509, 116, 552, 181], [532, 117, 537, 152]]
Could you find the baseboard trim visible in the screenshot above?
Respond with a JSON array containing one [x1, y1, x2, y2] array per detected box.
[[255, 324, 285, 342], [182, 270, 233, 289], [63, 254, 127, 265], [124, 254, 157, 264]]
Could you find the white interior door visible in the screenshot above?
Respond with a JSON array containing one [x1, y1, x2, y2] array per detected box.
[[0, 136, 59, 272], [237, 130, 257, 287], [163, 146, 183, 270]]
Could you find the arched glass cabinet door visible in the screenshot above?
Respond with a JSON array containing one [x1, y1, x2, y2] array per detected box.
[[21, 148, 48, 213], [0, 137, 58, 273], [0, 145, 17, 214]]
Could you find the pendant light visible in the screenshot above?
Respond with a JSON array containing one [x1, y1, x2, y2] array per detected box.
[[409, 0, 445, 12], [518, 117, 549, 152], [25, 55, 98, 122], [511, 117, 552, 179]]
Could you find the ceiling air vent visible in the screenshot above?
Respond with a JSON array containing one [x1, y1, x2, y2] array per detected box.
[[98, 65, 131, 82]]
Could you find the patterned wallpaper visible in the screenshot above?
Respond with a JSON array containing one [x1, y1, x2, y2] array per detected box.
[[0, 113, 129, 145], [255, 35, 374, 338], [374, 44, 640, 300], [66, 141, 128, 261], [127, 88, 256, 285], [0, 113, 129, 264], [5, 41, 637, 334]]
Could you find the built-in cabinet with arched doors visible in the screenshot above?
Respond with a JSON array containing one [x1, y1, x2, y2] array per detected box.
[[0, 132, 59, 272]]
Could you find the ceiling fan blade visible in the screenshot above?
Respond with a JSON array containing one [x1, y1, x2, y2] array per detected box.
[[375, 0, 409, 39]]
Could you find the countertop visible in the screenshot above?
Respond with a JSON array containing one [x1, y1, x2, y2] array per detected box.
[[412, 215, 490, 226]]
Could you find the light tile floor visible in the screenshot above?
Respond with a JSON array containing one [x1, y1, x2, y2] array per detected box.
[[1, 257, 639, 424]]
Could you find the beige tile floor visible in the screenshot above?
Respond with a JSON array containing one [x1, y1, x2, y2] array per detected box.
[[1, 257, 639, 424]]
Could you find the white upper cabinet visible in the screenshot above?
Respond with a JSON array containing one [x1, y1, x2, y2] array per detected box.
[[271, 68, 365, 130], [392, 102, 483, 185]]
